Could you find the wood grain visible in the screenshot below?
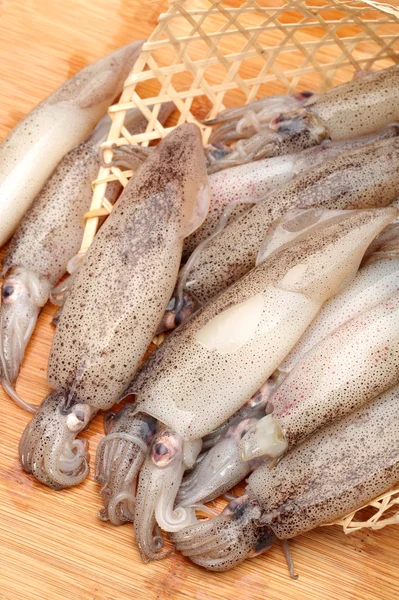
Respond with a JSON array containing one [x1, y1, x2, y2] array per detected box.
[[1, 1, 399, 599]]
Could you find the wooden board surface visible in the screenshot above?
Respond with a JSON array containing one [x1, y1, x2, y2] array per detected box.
[[1, 1, 399, 599]]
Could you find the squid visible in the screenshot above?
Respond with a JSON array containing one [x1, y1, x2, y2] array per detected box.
[[18, 123, 209, 489], [171, 384, 399, 572], [176, 383, 273, 509], [108, 124, 399, 277], [204, 92, 314, 146], [183, 125, 399, 260], [239, 290, 399, 461], [176, 257, 399, 508], [280, 256, 399, 374], [0, 42, 144, 247], [0, 103, 174, 413], [95, 406, 158, 525], [182, 136, 399, 305], [205, 66, 399, 172], [94, 207, 396, 560], [363, 220, 399, 264]]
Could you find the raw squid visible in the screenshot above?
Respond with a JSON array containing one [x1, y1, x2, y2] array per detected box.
[[0, 103, 174, 412], [364, 221, 399, 263], [0, 41, 143, 247], [95, 406, 158, 524], [18, 123, 209, 489], [239, 290, 399, 461], [176, 385, 272, 509], [205, 92, 313, 145], [280, 257, 399, 373], [107, 123, 399, 262], [200, 379, 277, 453], [183, 125, 399, 259], [205, 66, 399, 171], [171, 384, 399, 572], [94, 207, 395, 559], [182, 137, 399, 305], [101, 380, 276, 522], [176, 256, 399, 508]]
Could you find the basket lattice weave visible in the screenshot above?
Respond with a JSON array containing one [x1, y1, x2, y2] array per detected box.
[[81, 0, 399, 533]]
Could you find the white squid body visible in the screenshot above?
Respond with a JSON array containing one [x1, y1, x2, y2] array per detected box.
[[240, 289, 399, 461], [133, 208, 397, 441], [280, 257, 399, 373], [175, 257, 399, 509], [0, 41, 143, 246]]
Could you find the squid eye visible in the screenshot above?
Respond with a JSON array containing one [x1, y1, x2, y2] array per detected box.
[[151, 430, 181, 467], [2, 285, 15, 298], [2, 283, 20, 304], [155, 443, 168, 455]]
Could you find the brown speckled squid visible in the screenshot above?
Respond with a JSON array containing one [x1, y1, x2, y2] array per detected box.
[[18, 123, 209, 489], [0, 41, 143, 247], [176, 251, 399, 509], [181, 125, 399, 262], [205, 66, 399, 171], [280, 257, 399, 374], [0, 103, 174, 413], [171, 384, 399, 573], [159, 129, 399, 334], [94, 207, 396, 559], [239, 290, 399, 462], [182, 136, 399, 306]]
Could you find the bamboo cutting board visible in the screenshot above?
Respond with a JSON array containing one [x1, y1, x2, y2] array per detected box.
[[1, 1, 399, 599]]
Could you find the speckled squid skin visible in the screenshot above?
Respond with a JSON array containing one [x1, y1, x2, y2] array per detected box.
[[0, 41, 143, 247], [280, 258, 399, 373], [0, 106, 178, 409], [2, 142, 101, 285], [308, 65, 399, 141], [183, 127, 399, 260], [184, 137, 399, 304], [269, 66, 399, 151], [183, 154, 299, 259], [129, 208, 396, 442], [270, 292, 399, 448], [2, 103, 175, 286], [250, 384, 399, 540], [48, 123, 208, 409]]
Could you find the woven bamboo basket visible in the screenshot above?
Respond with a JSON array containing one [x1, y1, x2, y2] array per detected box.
[[80, 0, 399, 534]]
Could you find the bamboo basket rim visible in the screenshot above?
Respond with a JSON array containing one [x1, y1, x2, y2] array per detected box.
[[80, 0, 399, 534]]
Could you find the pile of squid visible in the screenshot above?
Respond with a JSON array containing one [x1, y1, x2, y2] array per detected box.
[[2, 58, 399, 577]]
